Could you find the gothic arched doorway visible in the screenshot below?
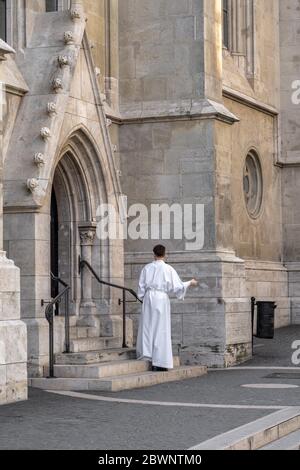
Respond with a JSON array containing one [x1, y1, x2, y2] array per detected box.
[[50, 128, 117, 324], [51, 150, 92, 317]]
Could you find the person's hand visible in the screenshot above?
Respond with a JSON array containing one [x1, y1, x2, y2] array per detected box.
[[190, 279, 198, 287]]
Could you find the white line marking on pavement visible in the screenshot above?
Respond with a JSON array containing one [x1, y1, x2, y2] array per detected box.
[[189, 407, 300, 450], [241, 384, 299, 389], [208, 366, 300, 371], [46, 390, 291, 410]]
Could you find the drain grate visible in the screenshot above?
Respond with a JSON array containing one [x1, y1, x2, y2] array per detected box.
[[265, 373, 300, 380]]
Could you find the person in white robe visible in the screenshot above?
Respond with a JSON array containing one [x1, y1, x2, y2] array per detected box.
[[136, 245, 198, 371]]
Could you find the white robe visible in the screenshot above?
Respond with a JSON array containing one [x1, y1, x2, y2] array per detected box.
[[136, 260, 191, 369]]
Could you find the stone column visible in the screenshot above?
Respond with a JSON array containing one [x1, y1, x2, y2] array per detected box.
[[78, 223, 97, 326], [104, 0, 119, 110], [0, 41, 27, 404]]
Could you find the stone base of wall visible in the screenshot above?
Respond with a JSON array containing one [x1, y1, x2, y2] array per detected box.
[[225, 342, 252, 367], [291, 300, 300, 325], [0, 361, 28, 405], [25, 317, 69, 378], [125, 253, 291, 368], [0, 252, 28, 405], [125, 251, 253, 368], [245, 260, 290, 329], [286, 263, 300, 325]]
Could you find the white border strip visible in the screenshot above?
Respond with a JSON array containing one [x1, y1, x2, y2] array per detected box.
[[189, 407, 300, 450], [208, 366, 300, 371], [46, 390, 289, 410]]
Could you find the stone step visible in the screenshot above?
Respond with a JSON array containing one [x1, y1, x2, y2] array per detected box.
[[69, 336, 121, 353], [260, 430, 300, 450], [190, 407, 300, 450], [29, 365, 207, 392], [69, 327, 100, 340], [47, 357, 181, 379], [47, 360, 149, 379], [55, 348, 137, 365]]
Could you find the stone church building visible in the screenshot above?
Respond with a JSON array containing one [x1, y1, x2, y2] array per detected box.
[[0, 0, 299, 404]]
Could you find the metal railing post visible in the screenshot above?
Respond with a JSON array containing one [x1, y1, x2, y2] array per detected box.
[[48, 305, 55, 378], [79, 259, 142, 351], [45, 274, 71, 378], [122, 289, 126, 348], [251, 297, 256, 354], [65, 288, 70, 353]]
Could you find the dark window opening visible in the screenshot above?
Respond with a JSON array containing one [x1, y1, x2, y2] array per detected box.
[[51, 188, 59, 308], [0, 0, 6, 41], [222, 0, 229, 49], [46, 0, 58, 12]]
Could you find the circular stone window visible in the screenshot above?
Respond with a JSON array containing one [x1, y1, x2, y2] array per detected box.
[[243, 150, 263, 218]]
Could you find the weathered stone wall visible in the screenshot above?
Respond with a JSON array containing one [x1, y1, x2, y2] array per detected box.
[[0, 0, 295, 382], [217, 99, 282, 262], [280, 1, 300, 325], [119, 0, 251, 367], [244, 261, 290, 328], [2, 5, 124, 377], [223, 0, 280, 108], [219, 1, 289, 332], [0, 254, 27, 404], [0, 45, 28, 404], [119, 0, 288, 367], [119, 0, 206, 106]]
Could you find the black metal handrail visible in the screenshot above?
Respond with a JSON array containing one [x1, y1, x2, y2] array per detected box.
[[51, 272, 71, 354], [79, 257, 142, 348], [45, 273, 70, 378]]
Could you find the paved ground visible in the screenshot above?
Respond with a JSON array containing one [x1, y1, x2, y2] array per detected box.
[[0, 326, 299, 450], [248, 326, 300, 367]]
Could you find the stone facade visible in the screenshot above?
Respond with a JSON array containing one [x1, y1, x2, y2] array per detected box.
[[280, 0, 300, 326], [119, 0, 289, 367], [0, 0, 299, 403], [0, 39, 27, 405]]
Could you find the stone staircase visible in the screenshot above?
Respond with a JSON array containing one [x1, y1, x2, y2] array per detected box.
[[29, 326, 207, 392], [261, 429, 300, 450], [190, 407, 300, 450]]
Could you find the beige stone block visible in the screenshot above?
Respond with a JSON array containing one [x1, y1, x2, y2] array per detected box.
[[0, 365, 6, 404], [0, 264, 20, 293], [6, 363, 28, 403], [0, 321, 27, 365], [0, 292, 20, 320]]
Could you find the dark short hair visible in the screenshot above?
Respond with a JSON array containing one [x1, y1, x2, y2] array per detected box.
[[153, 245, 166, 258]]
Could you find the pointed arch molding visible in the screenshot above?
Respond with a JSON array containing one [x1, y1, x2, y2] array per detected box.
[[53, 126, 113, 222], [4, 30, 122, 213]]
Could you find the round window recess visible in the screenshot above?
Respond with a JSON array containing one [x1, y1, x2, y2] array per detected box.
[[243, 151, 263, 219]]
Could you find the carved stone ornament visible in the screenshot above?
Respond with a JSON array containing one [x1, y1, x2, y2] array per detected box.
[[47, 102, 57, 116], [40, 127, 51, 140], [79, 229, 96, 246], [34, 153, 46, 167], [52, 78, 63, 92], [0, 38, 15, 61], [58, 55, 70, 67], [112, 145, 117, 153], [106, 119, 112, 127], [64, 31, 74, 45], [0, 251, 14, 266], [70, 8, 81, 20], [27, 178, 39, 192]]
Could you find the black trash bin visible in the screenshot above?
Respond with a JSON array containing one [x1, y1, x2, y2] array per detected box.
[[256, 301, 277, 339]]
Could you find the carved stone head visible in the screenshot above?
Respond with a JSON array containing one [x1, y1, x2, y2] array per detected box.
[[40, 127, 51, 140]]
